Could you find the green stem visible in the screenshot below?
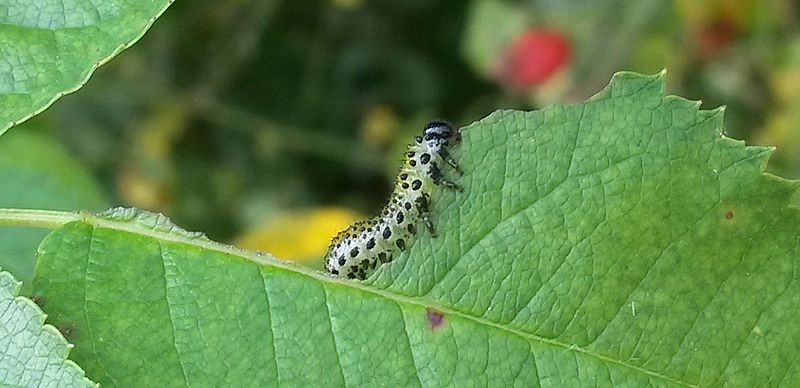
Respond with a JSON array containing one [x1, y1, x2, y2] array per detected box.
[[0, 209, 79, 229]]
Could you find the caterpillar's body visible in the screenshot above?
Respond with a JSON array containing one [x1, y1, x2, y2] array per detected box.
[[325, 121, 462, 279]]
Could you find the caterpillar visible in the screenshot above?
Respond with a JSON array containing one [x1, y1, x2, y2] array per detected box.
[[325, 121, 463, 280]]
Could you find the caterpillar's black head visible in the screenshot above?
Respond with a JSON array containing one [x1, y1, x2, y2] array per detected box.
[[422, 121, 459, 145]]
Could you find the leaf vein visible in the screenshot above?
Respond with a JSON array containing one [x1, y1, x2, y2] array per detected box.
[[399, 306, 425, 388], [156, 243, 191, 387], [319, 283, 349, 388]]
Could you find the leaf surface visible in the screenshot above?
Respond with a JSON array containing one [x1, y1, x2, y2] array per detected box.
[[32, 72, 800, 386], [0, 128, 106, 288], [0, 0, 174, 136], [0, 270, 95, 387]]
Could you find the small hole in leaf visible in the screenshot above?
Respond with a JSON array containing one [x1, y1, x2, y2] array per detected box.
[[426, 308, 445, 330]]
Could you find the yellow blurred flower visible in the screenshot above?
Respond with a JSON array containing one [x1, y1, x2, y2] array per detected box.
[[332, 0, 362, 10], [235, 207, 363, 265], [361, 105, 400, 148], [117, 101, 189, 211]]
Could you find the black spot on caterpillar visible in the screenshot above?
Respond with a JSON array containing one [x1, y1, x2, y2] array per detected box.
[[325, 121, 462, 279]]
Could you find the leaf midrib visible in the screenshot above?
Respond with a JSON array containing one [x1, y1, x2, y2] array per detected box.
[[68, 212, 696, 387]]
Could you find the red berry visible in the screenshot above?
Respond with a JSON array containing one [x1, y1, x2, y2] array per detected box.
[[500, 29, 571, 88]]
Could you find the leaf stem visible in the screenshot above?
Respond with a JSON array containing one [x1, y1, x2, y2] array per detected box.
[[0, 209, 79, 229]]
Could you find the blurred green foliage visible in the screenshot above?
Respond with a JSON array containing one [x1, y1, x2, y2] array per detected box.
[[0, 126, 107, 289], [11, 0, 800, 254]]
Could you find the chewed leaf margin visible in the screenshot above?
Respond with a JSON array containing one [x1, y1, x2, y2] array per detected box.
[[98, 207, 210, 241]]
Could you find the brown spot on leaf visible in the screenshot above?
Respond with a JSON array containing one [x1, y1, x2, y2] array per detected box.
[[56, 323, 78, 341], [725, 210, 734, 220], [426, 308, 445, 330], [31, 293, 46, 307]]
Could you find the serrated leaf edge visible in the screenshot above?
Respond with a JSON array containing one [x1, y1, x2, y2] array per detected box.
[[0, 0, 177, 137], [0, 270, 97, 387]]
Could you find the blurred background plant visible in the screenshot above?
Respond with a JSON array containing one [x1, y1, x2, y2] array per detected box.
[[5, 0, 800, 280]]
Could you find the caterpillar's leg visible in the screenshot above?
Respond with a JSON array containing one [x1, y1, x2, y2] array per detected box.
[[415, 194, 436, 237], [430, 163, 462, 192], [437, 147, 463, 175]]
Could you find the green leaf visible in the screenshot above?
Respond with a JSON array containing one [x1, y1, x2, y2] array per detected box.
[[0, 128, 106, 289], [0, 270, 95, 387], [32, 72, 800, 386], [0, 0, 175, 137]]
